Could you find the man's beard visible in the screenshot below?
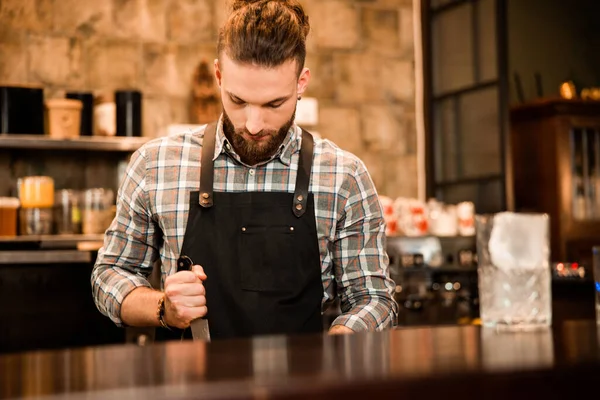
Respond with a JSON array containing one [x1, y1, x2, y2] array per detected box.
[[222, 107, 295, 166]]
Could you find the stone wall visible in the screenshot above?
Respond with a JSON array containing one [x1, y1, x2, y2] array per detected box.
[[0, 0, 417, 199]]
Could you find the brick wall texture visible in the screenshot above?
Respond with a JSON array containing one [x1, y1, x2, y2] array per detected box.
[[0, 0, 417, 199]]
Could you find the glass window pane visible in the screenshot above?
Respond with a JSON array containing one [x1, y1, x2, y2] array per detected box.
[[438, 179, 504, 213], [477, 179, 504, 213], [477, 0, 498, 81], [458, 87, 501, 178], [436, 184, 477, 206], [432, 4, 474, 95], [431, 0, 455, 9], [570, 128, 600, 220], [592, 129, 600, 219], [434, 98, 458, 182]]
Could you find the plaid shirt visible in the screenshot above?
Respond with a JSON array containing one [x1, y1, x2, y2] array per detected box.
[[92, 119, 398, 332]]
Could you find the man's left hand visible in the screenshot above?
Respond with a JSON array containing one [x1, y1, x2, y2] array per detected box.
[[328, 325, 354, 335]]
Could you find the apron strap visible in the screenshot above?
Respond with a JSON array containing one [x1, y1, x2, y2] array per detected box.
[[199, 122, 218, 208], [293, 129, 314, 218]]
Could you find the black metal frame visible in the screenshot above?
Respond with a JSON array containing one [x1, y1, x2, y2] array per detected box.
[[496, 0, 512, 210], [422, 0, 510, 211], [433, 79, 498, 102], [422, 0, 434, 199]]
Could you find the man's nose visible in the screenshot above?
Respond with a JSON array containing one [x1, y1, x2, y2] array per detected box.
[[245, 107, 265, 135]]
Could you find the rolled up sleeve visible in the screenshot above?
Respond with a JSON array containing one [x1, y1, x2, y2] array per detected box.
[[91, 149, 160, 326], [330, 160, 398, 331]]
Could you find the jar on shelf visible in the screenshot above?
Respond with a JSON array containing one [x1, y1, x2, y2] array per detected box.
[[0, 197, 20, 237], [18, 176, 54, 209], [18, 176, 54, 235], [54, 189, 82, 235], [45, 98, 83, 139], [82, 188, 115, 234], [93, 93, 116, 137]]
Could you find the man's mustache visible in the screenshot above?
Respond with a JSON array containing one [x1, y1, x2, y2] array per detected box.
[[237, 129, 275, 138]]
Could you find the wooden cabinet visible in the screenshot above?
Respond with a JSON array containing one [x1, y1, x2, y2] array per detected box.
[[510, 99, 600, 268], [0, 256, 125, 353]]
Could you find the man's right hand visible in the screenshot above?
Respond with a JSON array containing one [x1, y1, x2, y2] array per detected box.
[[163, 265, 207, 329]]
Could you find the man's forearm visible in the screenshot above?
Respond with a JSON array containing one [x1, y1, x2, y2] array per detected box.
[[334, 292, 397, 331], [120, 287, 163, 327], [329, 325, 354, 335]]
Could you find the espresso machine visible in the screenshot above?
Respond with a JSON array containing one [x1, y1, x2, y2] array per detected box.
[[386, 235, 479, 326]]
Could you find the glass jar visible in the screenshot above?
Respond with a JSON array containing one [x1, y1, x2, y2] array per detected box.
[[82, 188, 115, 234], [0, 197, 20, 237], [18, 176, 54, 209], [18, 176, 54, 235], [54, 189, 81, 234]]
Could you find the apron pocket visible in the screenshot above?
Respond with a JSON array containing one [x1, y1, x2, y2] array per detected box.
[[239, 224, 296, 292]]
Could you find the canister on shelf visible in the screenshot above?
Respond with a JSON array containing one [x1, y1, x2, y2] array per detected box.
[[18, 176, 55, 235], [115, 90, 142, 137], [66, 92, 94, 136], [18, 176, 54, 209], [0, 197, 20, 237], [45, 98, 83, 139], [0, 84, 44, 134], [93, 93, 116, 137]]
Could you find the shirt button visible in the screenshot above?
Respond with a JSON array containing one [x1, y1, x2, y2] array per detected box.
[[249, 169, 255, 176]]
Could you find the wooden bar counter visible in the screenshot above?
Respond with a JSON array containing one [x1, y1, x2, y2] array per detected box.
[[1, 320, 599, 400]]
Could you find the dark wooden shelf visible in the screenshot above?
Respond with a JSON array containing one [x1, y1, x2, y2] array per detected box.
[[0, 233, 103, 243], [0, 249, 93, 265], [0, 234, 104, 252], [510, 98, 600, 122], [0, 134, 150, 152]]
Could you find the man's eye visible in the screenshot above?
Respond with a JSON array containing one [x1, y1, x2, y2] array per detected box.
[[231, 98, 245, 105], [267, 103, 283, 109]]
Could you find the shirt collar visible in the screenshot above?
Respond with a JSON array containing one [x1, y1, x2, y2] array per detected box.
[[213, 116, 302, 167]]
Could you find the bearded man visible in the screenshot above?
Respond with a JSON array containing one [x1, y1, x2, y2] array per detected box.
[[92, 0, 398, 341]]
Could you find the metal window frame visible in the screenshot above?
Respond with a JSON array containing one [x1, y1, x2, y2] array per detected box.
[[422, 0, 511, 211]]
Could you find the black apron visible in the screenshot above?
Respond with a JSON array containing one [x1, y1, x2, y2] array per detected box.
[[159, 122, 324, 340]]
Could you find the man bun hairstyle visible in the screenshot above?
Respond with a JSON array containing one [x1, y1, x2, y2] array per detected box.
[[218, 0, 310, 76]]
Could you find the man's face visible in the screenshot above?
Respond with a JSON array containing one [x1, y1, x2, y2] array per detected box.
[[215, 53, 310, 166]]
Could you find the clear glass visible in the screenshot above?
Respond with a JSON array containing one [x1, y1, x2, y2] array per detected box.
[[475, 212, 552, 331], [593, 246, 600, 324]]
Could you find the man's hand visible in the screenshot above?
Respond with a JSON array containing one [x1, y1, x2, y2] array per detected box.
[[163, 265, 207, 329], [328, 325, 354, 335]]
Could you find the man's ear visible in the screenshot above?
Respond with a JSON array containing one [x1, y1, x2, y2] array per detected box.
[[297, 67, 310, 98], [214, 58, 222, 87]]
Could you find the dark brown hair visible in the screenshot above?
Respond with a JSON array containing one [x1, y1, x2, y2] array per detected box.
[[217, 0, 310, 76]]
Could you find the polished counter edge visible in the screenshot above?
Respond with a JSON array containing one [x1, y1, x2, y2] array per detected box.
[[0, 250, 92, 264], [1, 323, 600, 400]]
